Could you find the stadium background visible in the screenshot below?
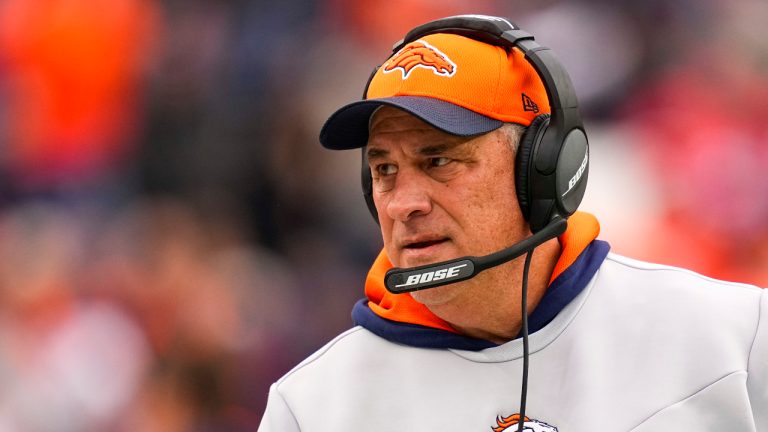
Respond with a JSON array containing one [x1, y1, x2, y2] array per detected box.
[[0, 0, 766, 429]]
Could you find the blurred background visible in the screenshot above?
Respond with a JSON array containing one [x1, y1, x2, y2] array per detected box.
[[0, 0, 766, 430]]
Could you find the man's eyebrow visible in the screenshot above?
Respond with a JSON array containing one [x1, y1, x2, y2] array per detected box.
[[418, 141, 464, 156], [366, 147, 389, 159]]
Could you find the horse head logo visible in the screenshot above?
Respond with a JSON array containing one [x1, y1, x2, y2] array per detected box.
[[492, 414, 558, 432], [383, 40, 457, 79]]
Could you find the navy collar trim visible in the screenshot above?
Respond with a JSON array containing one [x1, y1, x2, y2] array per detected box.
[[352, 240, 610, 351]]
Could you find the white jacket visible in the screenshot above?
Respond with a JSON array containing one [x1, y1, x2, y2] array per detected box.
[[259, 250, 767, 431]]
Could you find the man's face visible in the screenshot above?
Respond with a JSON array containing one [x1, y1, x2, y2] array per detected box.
[[367, 106, 529, 305]]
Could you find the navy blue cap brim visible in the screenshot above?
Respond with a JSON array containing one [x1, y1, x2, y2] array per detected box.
[[319, 96, 504, 150]]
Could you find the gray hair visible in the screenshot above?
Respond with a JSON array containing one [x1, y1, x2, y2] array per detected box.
[[497, 123, 526, 153]]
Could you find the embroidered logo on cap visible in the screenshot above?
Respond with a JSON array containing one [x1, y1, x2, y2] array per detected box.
[[492, 414, 558, 431], [383, 40, 457, 79], [522, 93, 539, 113]]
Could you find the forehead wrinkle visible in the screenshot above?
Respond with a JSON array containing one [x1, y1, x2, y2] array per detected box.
[[367, 136, 476, 163], [367, 106, 480, 157], [367, 123, 448, 152], [418, 139, 468, 156]]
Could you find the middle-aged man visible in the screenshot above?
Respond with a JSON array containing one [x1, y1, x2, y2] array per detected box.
[[258, 14, 767, 431]]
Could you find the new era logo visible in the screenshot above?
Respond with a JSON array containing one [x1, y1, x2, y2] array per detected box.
[[522, 93, 539, 113]]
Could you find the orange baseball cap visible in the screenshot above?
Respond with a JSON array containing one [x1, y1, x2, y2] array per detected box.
[[320, 32, 550, 150]]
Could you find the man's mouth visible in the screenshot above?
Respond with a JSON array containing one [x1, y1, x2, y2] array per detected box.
[[404, 238, 449, 249]]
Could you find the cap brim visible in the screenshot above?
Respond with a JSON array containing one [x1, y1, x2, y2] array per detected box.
[[319, 96, 503, 150]]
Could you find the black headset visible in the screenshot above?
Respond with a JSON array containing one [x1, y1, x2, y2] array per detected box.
[[361, 15, 588, 234]]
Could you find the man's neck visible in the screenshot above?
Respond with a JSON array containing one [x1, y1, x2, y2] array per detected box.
[[426, 238, 561, 345]]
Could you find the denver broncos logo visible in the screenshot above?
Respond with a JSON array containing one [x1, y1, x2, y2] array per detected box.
[[382, 40, 457, 79], [492, 414, 558, 432]]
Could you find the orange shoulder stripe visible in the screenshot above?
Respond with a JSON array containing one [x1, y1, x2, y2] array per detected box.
[[549, 211, 600, 283]]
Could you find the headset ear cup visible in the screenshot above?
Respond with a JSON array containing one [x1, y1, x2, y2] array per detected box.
[[361, 148, 380, 224], [515, 114, 550, 221]]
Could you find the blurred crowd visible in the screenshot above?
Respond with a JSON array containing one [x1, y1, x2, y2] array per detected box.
[[0, 0, 766, 430]]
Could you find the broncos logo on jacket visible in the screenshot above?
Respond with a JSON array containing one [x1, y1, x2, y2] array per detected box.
[[383, 40, 456, 79], [493, 414, 558, 432]]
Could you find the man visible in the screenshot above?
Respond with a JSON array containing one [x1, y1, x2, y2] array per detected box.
[[258, 15, 767, 431]]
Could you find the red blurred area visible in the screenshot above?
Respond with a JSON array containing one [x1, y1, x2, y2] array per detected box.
[[0, 0, 160, 188], [620, 39, 768, 286]]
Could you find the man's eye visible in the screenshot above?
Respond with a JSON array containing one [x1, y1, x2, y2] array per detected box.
[[376, 164, 398, 176], [429, 157, 451, 167]]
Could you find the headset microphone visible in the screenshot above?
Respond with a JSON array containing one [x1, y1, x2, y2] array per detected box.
[[384, 217, 567, 294]]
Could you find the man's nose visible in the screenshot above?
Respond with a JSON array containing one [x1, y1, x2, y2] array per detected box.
[[384, 170, 433, 222]]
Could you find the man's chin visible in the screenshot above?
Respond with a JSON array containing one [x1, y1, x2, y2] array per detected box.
[[409, 282, 465, 307]]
